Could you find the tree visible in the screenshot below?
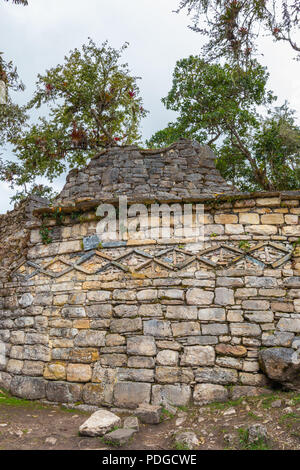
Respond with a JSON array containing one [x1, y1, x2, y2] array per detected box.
[[0, 53, 28, 194], [218, 103, 300, 191], [2, 39, 147, 197], [147, 55, 300, 191], [176, 1, 300, 64]]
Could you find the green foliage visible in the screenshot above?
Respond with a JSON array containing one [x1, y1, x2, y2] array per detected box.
[[239, 241, 251, 251], [174, 441, 190, 451], [148, 56, 299, 191], [9, 184, 57, 205], [0, 53, 27, 144], [15, 39, 147, 180], [176, 1, 300, 63], [238, 427, 269, 450], [39, 225, 52, 245], [1, 39, 147, 201]]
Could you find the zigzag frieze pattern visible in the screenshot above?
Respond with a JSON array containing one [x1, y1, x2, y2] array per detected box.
[[11, 241, 293, 281]]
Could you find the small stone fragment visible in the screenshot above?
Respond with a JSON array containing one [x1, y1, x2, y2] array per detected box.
[[79, 410, 121, 437], [134, 404, 162, 424]]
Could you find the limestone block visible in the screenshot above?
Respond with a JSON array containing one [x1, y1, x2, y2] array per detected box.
[[193, 383, 229, 405], [180, 346, 215, 366], [166, 305, 198, 320], [186, 288, 214, 305], [67, 364, 92, 382], [156, 350, 179, 366], [151, 384, 191, 407], [172, 322, 200, 337], [230, 323, 261, 337], [74, 330, 106, 347], [113, 382, 151, 409], [143, 319, 172, 337], [127, 336, 157, 356]]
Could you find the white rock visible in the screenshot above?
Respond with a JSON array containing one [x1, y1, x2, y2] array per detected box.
[[79, 410, 121, 437]]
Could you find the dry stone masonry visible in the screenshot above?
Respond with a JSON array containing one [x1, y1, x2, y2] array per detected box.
[[0, 140, 300, 409]]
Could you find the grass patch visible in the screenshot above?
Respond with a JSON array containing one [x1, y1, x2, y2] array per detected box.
[[0, 390, 45, 409], [247, 411, 261, 420], [161, 407, 175, 420], [174, 442, 190, 451], [238, 428, 269, 451], [176, 405, 189, 412], [208, 397, 244, 410]]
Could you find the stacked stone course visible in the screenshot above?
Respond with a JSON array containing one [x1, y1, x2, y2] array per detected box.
[[0, 141, 300, 408]]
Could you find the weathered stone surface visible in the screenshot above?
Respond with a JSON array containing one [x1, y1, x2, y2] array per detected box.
[[10, 376, 46, 400], [151, 384, 191, 407], [19, 293, 34, 308], [79, 410, 121, 437], [106, 334, 126, 347], [277, 318, 300, 333], [127, 356, 155, 368], [111, 318, 142, 333], [172, 322, 200, 337], [193, 383, 229, 405], [117, 368, 154, 383], [155, 366, 194, 384], [113, 290, 136, 301], [195, 367, 238, 384], [217, 277, 244, 287], [103, 428, 136, 446], [230, 386, 271, 400], [259, 347, 300, 390], [174, 432, 199, 450], [22, 361, 44, 377], [239, 372, 269, 387], [245, 276, 277, 288], [247, 424, 268, 445], [201, 323, 228, 336], [127, 336, 156, 356], [134, 404, 162, 424], [156, 350, 179, 366], [67, 364, 92, 383], [166, 305, 198, 320], [44, 363, 66, 380], [186, 288, 214, 305], [198, 308, 225, 321], [82, 383, 109, 406], [143, 320, 172, 337], [7, 359, 23, 374], [114, 304, 138, 318], [139, 304, 163, 317], [181, 346, 215, 366], [230, 323, 261, 337], [215, 344, 247, 357], [137, 290, 158, 301], [87, 291, 112, 302], [0, 371, 12, 391], [74, 330, 106, 347], [242, 300, 269, 310], [244, 311, 274, 323], [113, 382, 151, 409], [262, 332, 294, 347], [100, 354, 127, 367], [214, 288, 234, 306], [123, 416, 139, 431]]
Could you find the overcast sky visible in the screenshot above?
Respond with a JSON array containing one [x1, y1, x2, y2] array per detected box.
[[0, 0, 299, 213]]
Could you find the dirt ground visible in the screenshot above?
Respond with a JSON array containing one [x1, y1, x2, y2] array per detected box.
[[0, 387, 300, 450]]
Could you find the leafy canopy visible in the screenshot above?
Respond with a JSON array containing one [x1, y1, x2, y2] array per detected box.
[[147, 56, 300, 191], [2, 39, 147, 197], [176, 1, 300, 63]]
